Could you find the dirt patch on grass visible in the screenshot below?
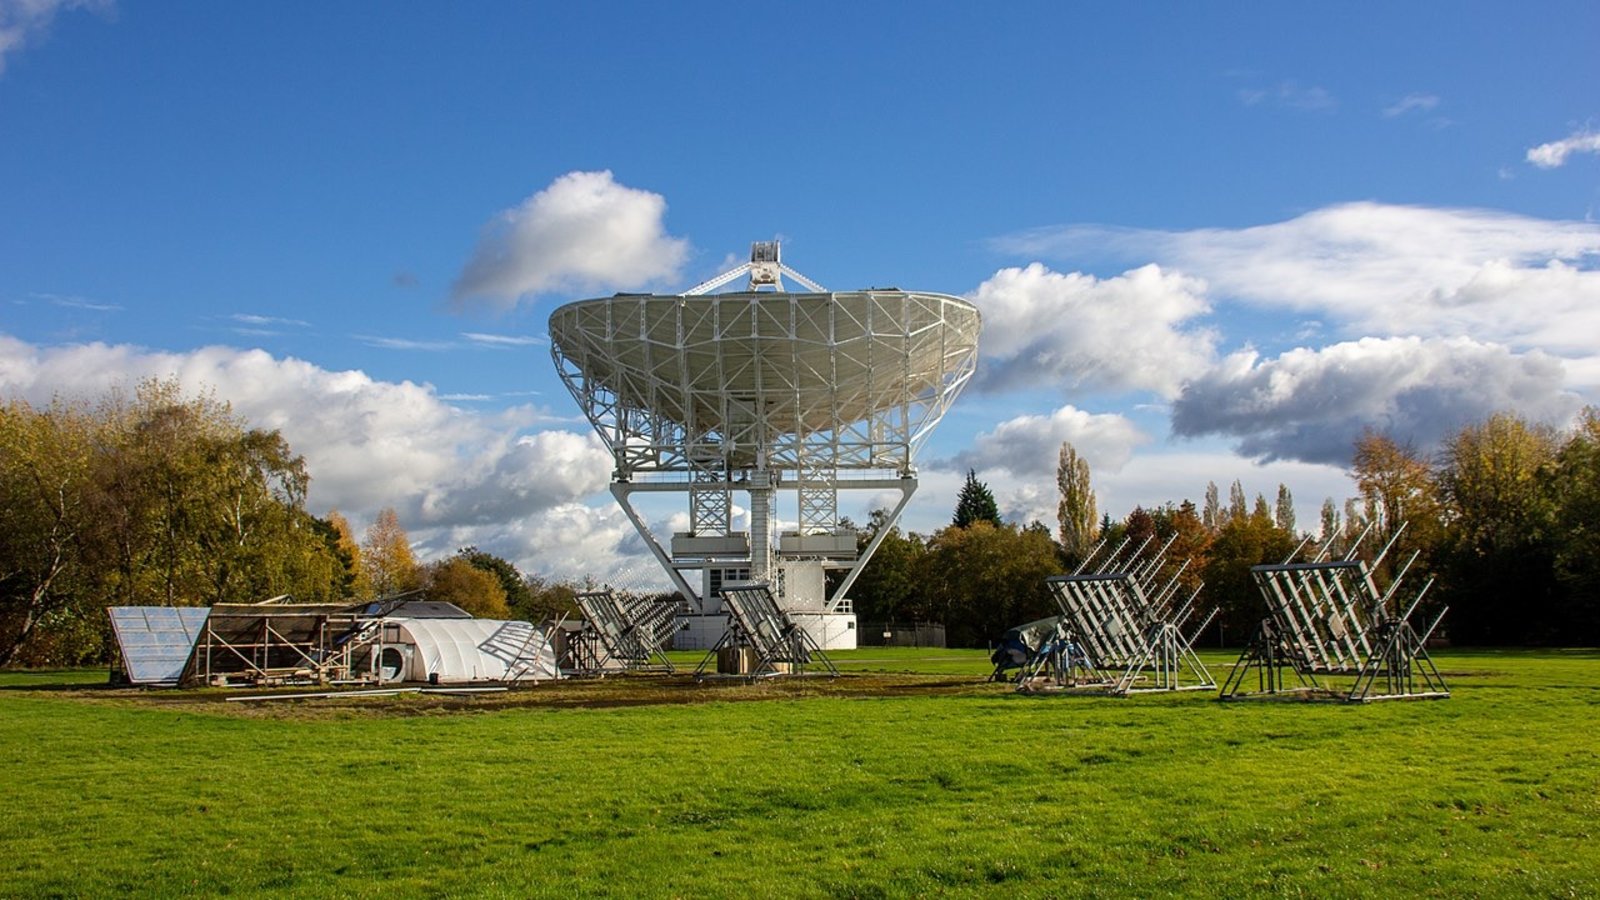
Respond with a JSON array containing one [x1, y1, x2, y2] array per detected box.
[[33, 672, 1007, 720]]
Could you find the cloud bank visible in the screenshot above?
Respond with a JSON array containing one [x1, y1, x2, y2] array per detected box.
[[944, 405, 1148, 479], [1170, 336, 1581, 465], [968, 262, 1217, 397], [994, 202, 1600, 357], [451, 170, 690, 311], [0, 334, 625, 578]]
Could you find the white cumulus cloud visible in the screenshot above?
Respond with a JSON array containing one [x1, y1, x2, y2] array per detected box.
[[944, 405, 1149, 479], [967, 262, 1217, 397], [994, 202, 1600, 360], [1526, 130, 1600, 169], [451, 170, 690, 311], [1170, 336, 1581, 464], [0, 0, 106, 75], [0, 334, 620, 579]]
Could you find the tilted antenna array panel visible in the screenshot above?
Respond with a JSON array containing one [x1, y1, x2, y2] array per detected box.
[[1044, 533, 1215, 694], [574, 591, 628, 673], [574, 590, 675, 674], [1222, 526, 1449, 702], [696, 583, 838, 678], [620, 593, 681, 662]]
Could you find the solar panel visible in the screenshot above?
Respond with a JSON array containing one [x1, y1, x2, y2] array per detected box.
[[1040, 534, 1215, 694], [107, 607, 211, 686], [1221, 525, 1449, 702]]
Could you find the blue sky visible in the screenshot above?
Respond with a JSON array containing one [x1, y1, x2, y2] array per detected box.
[[3, 2, 1598, 583]]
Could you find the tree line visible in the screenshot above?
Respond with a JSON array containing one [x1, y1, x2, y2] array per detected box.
[[849, 410, 1600, 648], [5, 380, 1595, 664], [0, 381, 574, 666]]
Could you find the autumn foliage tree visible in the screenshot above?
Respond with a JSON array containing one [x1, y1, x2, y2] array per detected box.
[[1056, 442, 1098, 562], [1435, 413, 1561, 643], [1, 380, 346, 665], [424, 556, 511, 619], [361, 508, 421, 598], [921, 521, 1061, 647], [0, 398, 96, 666]]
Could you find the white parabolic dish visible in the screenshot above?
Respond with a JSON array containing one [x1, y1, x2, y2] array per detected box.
[[549, 290, 981, 473]]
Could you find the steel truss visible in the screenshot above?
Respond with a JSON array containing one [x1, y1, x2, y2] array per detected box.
[[471, 619, 562, 684], [694, 583, 839, 679], [568, 589, 678, 675], [1220, 524, 1450, 702], [1041, 534, 1217, 694], [549, 246, 980, 609]]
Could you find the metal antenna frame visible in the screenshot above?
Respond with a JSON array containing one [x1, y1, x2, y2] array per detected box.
[[1220, 522, 1450, 702], [569, 589, 677, 676], [683, 241, 829, 295], [693, 582, 839, 679], [1034, 538, 1216, 695]]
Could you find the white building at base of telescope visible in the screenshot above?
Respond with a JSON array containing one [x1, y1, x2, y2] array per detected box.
[[549, 243, 981, 650]]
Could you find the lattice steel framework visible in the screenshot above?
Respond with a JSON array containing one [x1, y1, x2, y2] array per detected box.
[[569, 589, 677, 675], [693, 582, 838, 678], [689, 457, 730, 536], [549, 245, 981, 607], [1221, 525, 1449, 702], [551, 289, 980, 474], [1041, 534, 1216, 694]]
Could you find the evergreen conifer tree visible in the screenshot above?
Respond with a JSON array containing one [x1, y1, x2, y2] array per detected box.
[[952, 469, 1002, 528]]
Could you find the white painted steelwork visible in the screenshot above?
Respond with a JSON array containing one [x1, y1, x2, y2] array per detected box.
[[549, 243, 980, 626]]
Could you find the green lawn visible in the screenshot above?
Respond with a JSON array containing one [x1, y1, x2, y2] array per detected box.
[[1, 649, 1596, 897]]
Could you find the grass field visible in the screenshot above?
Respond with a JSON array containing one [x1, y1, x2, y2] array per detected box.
[[2, 648, 1596, 897]]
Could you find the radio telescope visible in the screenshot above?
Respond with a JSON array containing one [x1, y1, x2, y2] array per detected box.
[[549, 242, 980, 649]]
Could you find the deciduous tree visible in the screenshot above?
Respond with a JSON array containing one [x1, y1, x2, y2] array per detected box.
[[425, 556, 511, 619], [1274, 484, 1296, 533], [1202, 481, 1221, 532], [0, 399, 96, 666], [1548, 408, 1600, 641], [1436, 413, 1559, 643], [921, 521, 1060, 647], [1350, 430, 1443, 566], [455, 547, 534, 617], [848, 515, 929, 624], [361, 508, 421, 597], [1055, 442, 1098, 562]]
